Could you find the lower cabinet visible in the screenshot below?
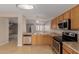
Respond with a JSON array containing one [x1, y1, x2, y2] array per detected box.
[[63, 43, 78, 54], [32, 34, 52, 45], [63, 49, 70, 54]]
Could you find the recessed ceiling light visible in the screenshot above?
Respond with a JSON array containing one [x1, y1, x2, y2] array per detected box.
[[17, 4, 34, 9]]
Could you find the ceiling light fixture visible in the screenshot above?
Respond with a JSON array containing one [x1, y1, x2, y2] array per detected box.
[[17, 4, 34, 9], [36, 20, 39, 23]]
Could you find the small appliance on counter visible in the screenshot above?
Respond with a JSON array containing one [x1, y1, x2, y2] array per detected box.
[[62, 32, 77, 42]]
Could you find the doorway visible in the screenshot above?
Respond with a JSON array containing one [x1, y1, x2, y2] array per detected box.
[[9, 17, 18, 45]]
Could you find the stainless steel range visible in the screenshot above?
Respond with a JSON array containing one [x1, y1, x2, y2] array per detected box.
[[52, 32, 77, 54], [62, 32, 77, 42]]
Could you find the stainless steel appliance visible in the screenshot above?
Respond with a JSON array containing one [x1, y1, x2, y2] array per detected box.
[[52, 32, 77, 54], [62, 32, 77, 42], [53, 36, 62, 54], [58, 19, 71, 30], [23, 35, 32, 45]]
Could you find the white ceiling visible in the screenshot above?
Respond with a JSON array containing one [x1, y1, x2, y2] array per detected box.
[[0, 4, 75, 24]]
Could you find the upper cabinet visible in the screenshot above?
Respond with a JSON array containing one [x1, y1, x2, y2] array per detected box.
[[51, 5, 79, 30], [63, 10, 71, 20], [71, 5, 79, 30], [51, 17, 58, 29], [58, 14, 64, 23]]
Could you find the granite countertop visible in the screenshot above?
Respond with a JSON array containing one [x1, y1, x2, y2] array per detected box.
[[23, 32, 50, 36], [23, 32, 62, 36], [23, 33, 32, 36], [48, 32, 79, 53], [49, 32, 62, 37], [63, 42, 79, 53]]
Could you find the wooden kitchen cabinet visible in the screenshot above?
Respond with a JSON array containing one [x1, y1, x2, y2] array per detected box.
[[36, 35, 44, 45], [32, 35, 43, 45], [50, 37, 54, 49], [63, 44, 72, 54], [43, 35, 52, 45], [51, 17, 58, 29], [63, 10, 71, 20], [63, 49, 70, 54], [32, 34, 52, 45], [51, 5, 79, 30], [71, 5, 79, 30], [32, 35, 37, 45], [58, 14, 64, 22], [63, 43, 78, 54]]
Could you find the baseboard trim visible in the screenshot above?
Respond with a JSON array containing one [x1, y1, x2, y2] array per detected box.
[[17, 43, 22, 47], [0, 40, 9, 46]]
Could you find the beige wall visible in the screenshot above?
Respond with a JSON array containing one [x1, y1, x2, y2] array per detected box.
[[0, 18, 9, 45]]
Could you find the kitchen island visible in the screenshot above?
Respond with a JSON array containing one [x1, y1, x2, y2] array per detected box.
[[22, 32, 54, 46], [32, 33, 53, 45]]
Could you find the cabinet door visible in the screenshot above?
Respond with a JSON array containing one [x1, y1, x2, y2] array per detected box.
[[63, 43, 79, 54], [63, 10, 71, 20], [63, 49, 70, 54], [37, 35, 51, 45], [58, 14, 64, 22], [37, 35, 44, 45], [71, 5, 79, 29], [32, 35, 37, 45], [43, 35, 51, 45], [63, 44, 72, 54], [51, 18, 58, 29], [32, 35, 52, 45]]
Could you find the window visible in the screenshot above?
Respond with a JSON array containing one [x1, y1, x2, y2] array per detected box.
[[36, 24, 45, 32], [36, 25, 40, 31]]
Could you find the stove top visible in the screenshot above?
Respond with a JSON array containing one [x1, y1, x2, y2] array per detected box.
[[53, 36, 62, 43]]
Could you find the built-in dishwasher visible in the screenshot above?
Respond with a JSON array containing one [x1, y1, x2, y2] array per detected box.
[[23, 35, 32, 45]]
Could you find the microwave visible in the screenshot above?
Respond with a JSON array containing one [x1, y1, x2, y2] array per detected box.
[[58, 19, 71, 30]]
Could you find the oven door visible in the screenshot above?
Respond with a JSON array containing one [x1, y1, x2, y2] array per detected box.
[[53, 39, 61, 54]]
